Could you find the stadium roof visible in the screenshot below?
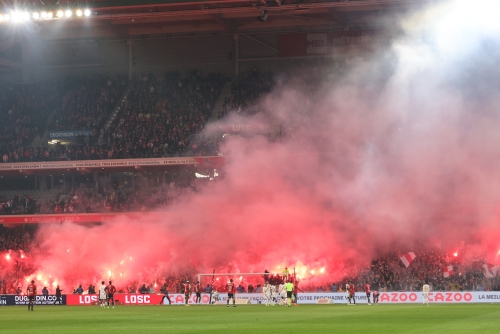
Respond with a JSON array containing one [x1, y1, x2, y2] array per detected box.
[[0, 0, 426, 39]]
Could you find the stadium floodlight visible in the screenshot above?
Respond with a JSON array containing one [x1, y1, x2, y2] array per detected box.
[[56, 10, 63, 18], [65, 10, 72, 18], [84, 9, 91, 17], [47, 11, 53, 19], [76, 9, 83, 17], [40, 11, 47, 19], [32, 12, 40, 20], [11, 11, 29, 23], [3, 14, 10, 21], [11, 11, 20, 22]]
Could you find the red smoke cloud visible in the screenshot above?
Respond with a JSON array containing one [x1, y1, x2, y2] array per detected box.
[[25, 0, 500, 290]]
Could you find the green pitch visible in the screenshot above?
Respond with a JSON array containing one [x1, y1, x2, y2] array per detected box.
[[1, 304, 499, 333]]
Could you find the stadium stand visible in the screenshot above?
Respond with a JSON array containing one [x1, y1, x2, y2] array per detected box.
[[0, 76, 125, 163], [102, 72, 225, 158], [0, 72, 227, 162], [0, 170, 197, 215], [0, 81, 66, 163], [217, 69, 274, 119], [325, 251, 500, 294], [0, 226, 36, 295], [47, 76, 126, 132], [2, 234, 500, 294]]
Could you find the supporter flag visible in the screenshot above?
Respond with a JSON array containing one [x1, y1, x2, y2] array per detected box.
[[482, 264, 500, 278], [400, 252, 416, 268], [443, 265, 454, 278]]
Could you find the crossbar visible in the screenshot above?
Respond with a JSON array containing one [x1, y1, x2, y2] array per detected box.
[[197, 272, 284, 283]]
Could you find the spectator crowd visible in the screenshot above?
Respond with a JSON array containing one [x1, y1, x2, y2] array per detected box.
[[48, 76, 126, 132], [102, 72, 224, 158], [0, 172, 198, 216], [324, 250, 500, 294], [217, 69, 274, 119], [0, 226, 36, 294], [2, 227, 500, 295], [0, 81, 66, 164], [1, 71, 229, 163]]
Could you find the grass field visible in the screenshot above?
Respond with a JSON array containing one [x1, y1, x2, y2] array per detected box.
[[1, 304, 499, 333]]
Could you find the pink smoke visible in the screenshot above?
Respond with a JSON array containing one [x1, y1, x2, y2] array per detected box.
[[25, 0, 500, 290]]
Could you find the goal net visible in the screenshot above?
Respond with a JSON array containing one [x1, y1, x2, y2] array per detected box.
[[197, 271, 294, 294]]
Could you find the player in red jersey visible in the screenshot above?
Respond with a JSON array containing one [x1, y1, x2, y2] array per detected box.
[[348, 281, 356, 305], [183, 281, 191, 306], [364, 281, 372, 305], [26, 280, 37, 311], [106, 281, 117, 308], [226, 279, 236, 307], [373, 291, 380, 305], [195, 281, 202, 304]]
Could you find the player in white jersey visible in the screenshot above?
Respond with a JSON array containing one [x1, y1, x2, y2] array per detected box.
[[263, 282, 271, 306], [270, 284, 277, 305], [263, 282, 274, 306], [422, 282, 430, 306], [99, 281, 107, 308], [278, 283, 287, 306], [211, 289, 220, 304]]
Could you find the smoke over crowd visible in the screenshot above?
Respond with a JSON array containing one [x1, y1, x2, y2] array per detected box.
[[21, 0, 500, 290]]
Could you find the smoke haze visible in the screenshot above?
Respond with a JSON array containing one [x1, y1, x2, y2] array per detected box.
[[27, 0, 500, 289]]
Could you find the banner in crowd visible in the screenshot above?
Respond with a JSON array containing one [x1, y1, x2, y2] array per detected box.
[[483, 263, 500, 278], [0, 211, 168, 224], [49, 130, 94, 139], [0, 156, 226, 173], [279, 30, 393, 57], [400, 252, 416, 268], [0, 295, 66, 306]]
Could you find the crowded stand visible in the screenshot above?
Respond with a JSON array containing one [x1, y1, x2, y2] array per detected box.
[[0, 226, 36, 295], [47, 76, 126, 132], [329, 251, 500, 294], [0, 81, 65, 163], [0, 76, 125, 163], [6, 68, 499, 297], [0, 72, 226, 163], [2, 235, 500, 294], [0, 172, 197, 215], [217, 69, 274, 119], [0, 193, 38, 215], [102, 72, 224, 158]]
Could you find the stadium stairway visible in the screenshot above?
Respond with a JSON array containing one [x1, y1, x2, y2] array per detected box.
[[210, 81, 232, 121], [100, 86, 131, 143]]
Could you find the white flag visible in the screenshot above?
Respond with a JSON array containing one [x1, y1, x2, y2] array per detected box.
[[400, 252, 416, 268], [482, 264, 500, 278]]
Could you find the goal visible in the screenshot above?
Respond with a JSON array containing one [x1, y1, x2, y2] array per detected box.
[[197, 271, 289, 293]]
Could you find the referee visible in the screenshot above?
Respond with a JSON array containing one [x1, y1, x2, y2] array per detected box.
[[285, 280, 294, 307]]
